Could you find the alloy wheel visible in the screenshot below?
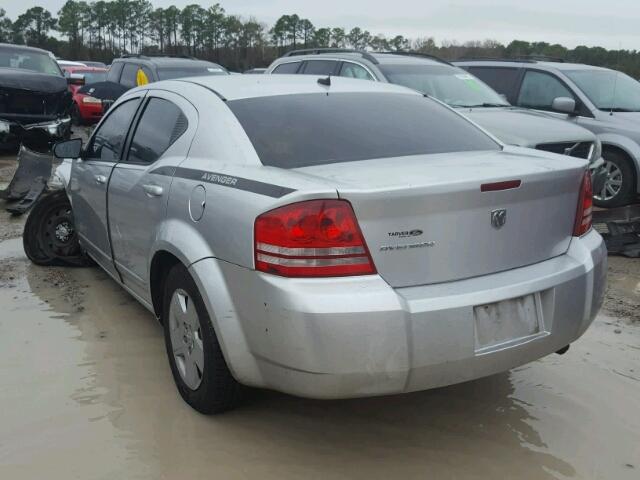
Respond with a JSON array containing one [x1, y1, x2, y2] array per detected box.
[[594, 160, 623, 201], [168, 289, 204, 390]]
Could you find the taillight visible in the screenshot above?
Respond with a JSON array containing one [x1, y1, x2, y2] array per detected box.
[[573, 170, 593, 236], [254, 199, 376, 277]]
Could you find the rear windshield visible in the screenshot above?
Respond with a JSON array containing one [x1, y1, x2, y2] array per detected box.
[[227, 92, 499, 168], [71, 70, 107, 84], [157, 66, 227, 80]]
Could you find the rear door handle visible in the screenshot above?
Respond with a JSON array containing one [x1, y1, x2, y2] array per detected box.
[[94, 174, 107, 185], [142, 184, 164, 197]]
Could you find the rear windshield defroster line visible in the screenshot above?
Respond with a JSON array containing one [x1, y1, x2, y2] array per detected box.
[[227, 92, 500, 169]]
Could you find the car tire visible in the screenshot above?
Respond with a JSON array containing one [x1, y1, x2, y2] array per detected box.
[[23, 190, 92, 267], [593, 150, 636, 208], [162, 263, 242, 414]]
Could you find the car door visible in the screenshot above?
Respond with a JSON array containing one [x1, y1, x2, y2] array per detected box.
[[107, 90, 197, 302], [70, 96, 143, 278]]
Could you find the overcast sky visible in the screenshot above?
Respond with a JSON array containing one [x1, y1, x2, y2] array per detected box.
[[4, 0, 640, 50]]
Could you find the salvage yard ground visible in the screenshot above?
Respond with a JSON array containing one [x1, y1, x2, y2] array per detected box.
[[0, 137, 639, 478]]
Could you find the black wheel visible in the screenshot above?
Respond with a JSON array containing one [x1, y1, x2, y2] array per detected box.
[[71, 103, 84, 126], [23, 190, 92, 267], [163, 263, 242, 414], [593, 150, 637, 208]]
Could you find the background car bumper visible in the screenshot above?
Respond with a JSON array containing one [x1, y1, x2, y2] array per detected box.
[[191, 229, 607, 399]]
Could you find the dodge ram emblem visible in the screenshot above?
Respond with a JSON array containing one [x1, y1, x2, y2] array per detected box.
[[491, 209, 507, 229]]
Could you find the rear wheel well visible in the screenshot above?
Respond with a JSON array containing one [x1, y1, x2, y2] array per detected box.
[[602, 144, 637, 183], [149, 251, 182, 323]]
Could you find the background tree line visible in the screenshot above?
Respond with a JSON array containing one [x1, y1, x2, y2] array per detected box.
[[1, 1, 640, 77]]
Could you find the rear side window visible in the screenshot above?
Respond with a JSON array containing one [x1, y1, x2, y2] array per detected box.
[[126, 98, 188, 164], [465, 67, 520, 99], [517, 70, 575, 110], [228, 92, 499, 168], [272, 62, 301, 74], [301, 60, 339, 76], [120, 63, 139, 88], [340, 62, 374, 80]]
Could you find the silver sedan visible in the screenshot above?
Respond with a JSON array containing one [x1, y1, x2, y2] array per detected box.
[[25, 75, 607, 414]]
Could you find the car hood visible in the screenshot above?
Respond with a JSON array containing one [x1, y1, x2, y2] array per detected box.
[[0, 68, 67, 94], [603, 111, 640, 127], [460, 107, 595, 147]]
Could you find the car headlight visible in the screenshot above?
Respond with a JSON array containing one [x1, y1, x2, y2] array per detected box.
[[82, 96, 102, 104], [589, 138, 602, 163]]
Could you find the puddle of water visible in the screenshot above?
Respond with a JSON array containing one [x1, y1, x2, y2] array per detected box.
[[0, 240, 639, 479]]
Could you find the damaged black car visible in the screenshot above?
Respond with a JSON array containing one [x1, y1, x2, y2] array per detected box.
[[0, 43, 72, 152]]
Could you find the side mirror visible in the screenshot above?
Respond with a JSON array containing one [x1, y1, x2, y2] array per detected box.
[[53, 138, 83, 159], [67, 73, 85, 86], [552, 96, 576, 114]]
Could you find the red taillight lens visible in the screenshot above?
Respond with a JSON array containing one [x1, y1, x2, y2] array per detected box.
[[573, 170, 593, 237], [254, 199, 376, 277]]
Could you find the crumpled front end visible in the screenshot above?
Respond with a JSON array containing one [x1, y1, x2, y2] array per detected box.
[[0, 85, 72, 151]]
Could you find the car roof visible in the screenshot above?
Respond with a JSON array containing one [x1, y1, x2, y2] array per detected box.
[[454, 59, 613, 72], [273, 51, 448, 67], [63, 66, 108, 72], [158, 74, 421, 101], [0, 42, 55, 55], [114, 56, 223, 68]]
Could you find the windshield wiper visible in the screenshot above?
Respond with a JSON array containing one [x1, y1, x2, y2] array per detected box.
[[452, 103, 509, 108], [599, 107, 639, 112]]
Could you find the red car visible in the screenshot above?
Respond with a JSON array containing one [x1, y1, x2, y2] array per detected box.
[[61, 65, 108, 124]]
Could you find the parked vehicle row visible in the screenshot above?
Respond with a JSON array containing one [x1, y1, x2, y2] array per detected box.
[[267, 49, 609, 203], [456, 59, 640, 207]]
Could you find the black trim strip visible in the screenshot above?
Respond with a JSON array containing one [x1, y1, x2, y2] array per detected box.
[[150, 166, 296, 198]]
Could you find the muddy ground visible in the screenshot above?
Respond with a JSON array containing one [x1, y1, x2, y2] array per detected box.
[[0, 145, 639, 479]]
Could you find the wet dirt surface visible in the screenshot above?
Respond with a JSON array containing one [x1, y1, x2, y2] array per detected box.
[[1, 148, 639, 479]]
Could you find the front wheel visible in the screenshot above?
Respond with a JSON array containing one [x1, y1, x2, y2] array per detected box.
[[163, 264, 242, 414], [593, 151, 636, 207], [23, 190, 91, 267]]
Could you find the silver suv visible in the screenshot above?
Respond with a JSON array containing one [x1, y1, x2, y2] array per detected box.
[[455, 59, 640, 207], [267, 49, 603, 180]]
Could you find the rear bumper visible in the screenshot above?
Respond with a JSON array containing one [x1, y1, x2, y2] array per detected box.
[[191, 229, 607, 399]]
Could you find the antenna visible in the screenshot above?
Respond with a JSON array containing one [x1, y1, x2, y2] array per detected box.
[[610, 42, 621, 116]]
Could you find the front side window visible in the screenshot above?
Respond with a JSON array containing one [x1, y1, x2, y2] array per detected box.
[[228, 92, 499, 169], [126, 98, 187, 164], [85, 99, 141, 162], [0, 46, 61, 76], [517, 71, 574, 110], [272, 62, 301, 74], [119, 63, 139, 88], [565, 69, 640, 112], [340, 62, 374, 80], [379, 64, 509, 108]]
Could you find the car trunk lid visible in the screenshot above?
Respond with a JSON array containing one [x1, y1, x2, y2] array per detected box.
[[295, 148, 586, 287]]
